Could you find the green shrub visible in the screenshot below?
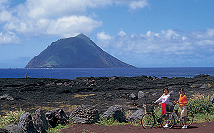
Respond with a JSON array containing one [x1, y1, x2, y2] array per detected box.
[[193, 113, 214, 123], [188, 93, 214, 115], [47, 124, 70, 133], [95, 115, 128, 126], [0, 109, 25, 128]]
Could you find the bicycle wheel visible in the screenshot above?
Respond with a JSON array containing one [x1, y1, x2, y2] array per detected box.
[[141, 113, 155, 129], [160, 112, 175, 129], [181, 107, 194, 127]]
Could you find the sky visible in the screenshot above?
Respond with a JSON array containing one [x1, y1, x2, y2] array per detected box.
[[0, 0, 214, 68]]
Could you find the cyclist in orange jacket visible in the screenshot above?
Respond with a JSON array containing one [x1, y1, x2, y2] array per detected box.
[[176, 88, 188, 129]]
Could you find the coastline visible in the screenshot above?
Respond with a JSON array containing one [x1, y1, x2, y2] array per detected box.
[[1, 67, 214, 79], [0, 75, 214, 116]]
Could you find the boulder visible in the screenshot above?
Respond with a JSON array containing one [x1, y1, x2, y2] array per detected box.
[[0, 94, 14, 101], [130, 93, 137, 100], [45, 108, 69, 128], [71, 117, 87, 124], [69, 105, 99, 124], [126, 109, 144, 123], [2, 124, 24, 133], [18, 112, 37, 133], [138, 91, 145, 99], [102, 105, 126, 123], [200, 84, 209, 89], [31, 109, 48, 133]]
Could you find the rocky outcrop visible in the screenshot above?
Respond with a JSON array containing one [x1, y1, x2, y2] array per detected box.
[[126, 109, 145, 123], [31, 109, 48, 133], [102, 105, 126, 123], [1, 124, 23, 133], [0, 94, 14, 101], [69, 105, 99, 124], [18, 112, 37, 132], [18, 109, 48, 133], [129, 93, 138, 100], [45, 108, 69, 128]]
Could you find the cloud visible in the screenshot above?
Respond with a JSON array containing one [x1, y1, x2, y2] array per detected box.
[[97, 31, 112, 40], [114, 0, 149, 10], [97, 29, 214, 59], [46, 16, 102, 37], [0, 32, 19, 45], [129, 0, 149, 10], [4, 15, 102, 37], [0, 0, 149, 41], [0, 0, 9, 9], [0, 0, 108, 38], [17, 0, 110, 19], [0, 10, 12, 22], [118, 31, 127, 37]]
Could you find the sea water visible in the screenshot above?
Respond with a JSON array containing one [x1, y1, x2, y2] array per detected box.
[[0, 67, 214, 79]]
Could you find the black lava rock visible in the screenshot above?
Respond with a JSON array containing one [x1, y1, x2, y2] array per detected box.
[[102, 105, 126, 123], [69, 105, 99, 124], [45, 108, 69, 128]]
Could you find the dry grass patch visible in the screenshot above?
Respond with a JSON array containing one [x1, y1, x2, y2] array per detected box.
[[73, 93, 95, 98]]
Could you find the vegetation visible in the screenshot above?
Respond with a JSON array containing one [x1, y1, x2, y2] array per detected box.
[[82, 129, 95, 133], [0, 109, 25, 128], [188, 93, 214, 114], [47, 124, 70, 133], [95, 115, 128, 126], [188, 93, 214, 123]]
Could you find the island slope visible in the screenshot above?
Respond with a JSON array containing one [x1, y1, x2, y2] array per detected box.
[[25, 34, 135, 68]]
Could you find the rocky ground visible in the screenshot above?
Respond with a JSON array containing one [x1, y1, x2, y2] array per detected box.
[[0, 74, 214, 116]]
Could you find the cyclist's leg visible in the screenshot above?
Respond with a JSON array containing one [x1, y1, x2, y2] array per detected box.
[[181, 106, 193, 127], [161, 112, 175, 129]]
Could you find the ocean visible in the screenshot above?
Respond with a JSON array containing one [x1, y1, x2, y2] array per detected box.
[[0, 67, 214, 79]]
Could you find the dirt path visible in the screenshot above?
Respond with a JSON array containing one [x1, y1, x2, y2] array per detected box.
[[61, 121, 214, 133]]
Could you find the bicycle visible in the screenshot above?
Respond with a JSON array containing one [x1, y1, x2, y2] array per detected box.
[[140, 103, 171, 129], [161, 103, 194, 129]]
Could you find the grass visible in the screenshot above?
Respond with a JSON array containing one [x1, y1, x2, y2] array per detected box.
[[0, 108, 25, 128], [95, 115, 129, 126], [47, 124, 71, 133], [73, 94, 95, 98], [193, 113, 214, 123]]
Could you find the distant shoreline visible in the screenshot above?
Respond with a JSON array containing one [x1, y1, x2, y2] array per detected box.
[[1, 67, 214, 79]]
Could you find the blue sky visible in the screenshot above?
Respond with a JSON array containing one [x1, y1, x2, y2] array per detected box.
[[0, 0, 214, 68]]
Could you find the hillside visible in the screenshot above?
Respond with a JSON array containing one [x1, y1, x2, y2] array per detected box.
[[25, 34, 135, 68]]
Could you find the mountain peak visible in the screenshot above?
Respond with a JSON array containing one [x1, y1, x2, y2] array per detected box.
[[25, 35, 135, 68], [76, 33, 88, 38]]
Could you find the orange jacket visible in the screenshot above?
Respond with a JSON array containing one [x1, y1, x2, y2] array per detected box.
[[179, 94, 188, 106]]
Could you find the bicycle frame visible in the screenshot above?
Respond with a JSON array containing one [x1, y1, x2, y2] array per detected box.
[[164, 104, 194, 128]]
